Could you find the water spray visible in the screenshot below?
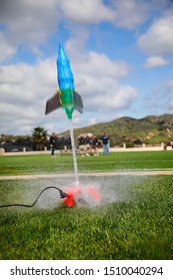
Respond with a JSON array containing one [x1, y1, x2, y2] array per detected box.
[[0, 185, 102, 209]]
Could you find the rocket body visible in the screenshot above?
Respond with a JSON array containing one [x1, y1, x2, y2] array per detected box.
[[57, 43, 74, 119], [45, 43, 83, 118]]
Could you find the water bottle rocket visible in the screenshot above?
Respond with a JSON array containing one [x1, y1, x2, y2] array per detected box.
[[45, 43, 83, 118], [57, 43, 75, 120], [45, 43, 83, 183]]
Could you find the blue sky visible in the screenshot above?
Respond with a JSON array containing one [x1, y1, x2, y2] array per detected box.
[[0, 0, 173, 135]]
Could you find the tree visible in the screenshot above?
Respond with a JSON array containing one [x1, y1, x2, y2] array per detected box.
[[32, 127, 48, 151]]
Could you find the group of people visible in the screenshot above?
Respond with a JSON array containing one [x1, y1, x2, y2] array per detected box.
[[79, 135, 100, 157], [49, 131, 110, 157], [79, 131, 110, 157]]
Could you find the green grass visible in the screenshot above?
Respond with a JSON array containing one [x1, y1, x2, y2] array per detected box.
[[0, 151, 173, 259], [0, 175, 173, 260], [0, 150, 173, 175]]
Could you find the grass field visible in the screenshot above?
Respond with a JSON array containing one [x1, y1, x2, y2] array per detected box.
[[0, 150, 173, 175], [0, 151, 173, 259]]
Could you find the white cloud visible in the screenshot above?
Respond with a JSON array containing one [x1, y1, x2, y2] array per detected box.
[[2, 0, 170, 135], [86, 84, 138, 113], [0, 46, 137, 135], [59, 0, 170, 30], [0, 0, 115, 52], [0, 0, 170, 66], [64, 42, 137, 114], [59, 0, 115, 24], [0, 0, 60, 51], [110, 0, 150, 29], [0, 0, 169, 57], [0, 59, 57, 134], [144, 55, 169, 68], [0, 33, 16, 62], [138, 10, 173, 55], [73, 51, 130, 79], [109, 0, 169, 29]]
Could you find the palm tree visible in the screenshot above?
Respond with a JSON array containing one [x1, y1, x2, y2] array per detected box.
[[32, 127, 48, 151]]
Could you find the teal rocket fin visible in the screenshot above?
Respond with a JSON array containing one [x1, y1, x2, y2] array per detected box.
[[45, 91, 61, 115], [73, 90, 84, 114]]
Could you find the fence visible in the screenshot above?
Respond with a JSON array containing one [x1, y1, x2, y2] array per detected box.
[[0, 142, 171, 156]]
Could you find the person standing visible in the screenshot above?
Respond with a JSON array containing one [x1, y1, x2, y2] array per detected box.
[[101, 131, 109, 155], [50, 132, 56, 157]]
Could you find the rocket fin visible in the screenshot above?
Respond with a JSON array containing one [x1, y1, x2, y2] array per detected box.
[[45, 90, 61, 115], [73, 90, 84, 114]]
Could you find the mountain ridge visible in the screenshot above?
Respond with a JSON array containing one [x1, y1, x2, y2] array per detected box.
[[61, 113, 173, 146]]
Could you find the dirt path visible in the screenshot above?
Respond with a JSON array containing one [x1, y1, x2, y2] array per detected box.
[[1, 170, 173, 180]]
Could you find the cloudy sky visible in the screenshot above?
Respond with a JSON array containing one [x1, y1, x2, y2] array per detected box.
[[0, 0, 173, 135]]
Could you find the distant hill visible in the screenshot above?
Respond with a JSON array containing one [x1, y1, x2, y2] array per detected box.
[[1, 114, 173, 150], [60, 114, 173, 147]]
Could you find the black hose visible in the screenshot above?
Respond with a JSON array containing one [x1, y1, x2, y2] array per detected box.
[[0, 186, 67, 208]]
